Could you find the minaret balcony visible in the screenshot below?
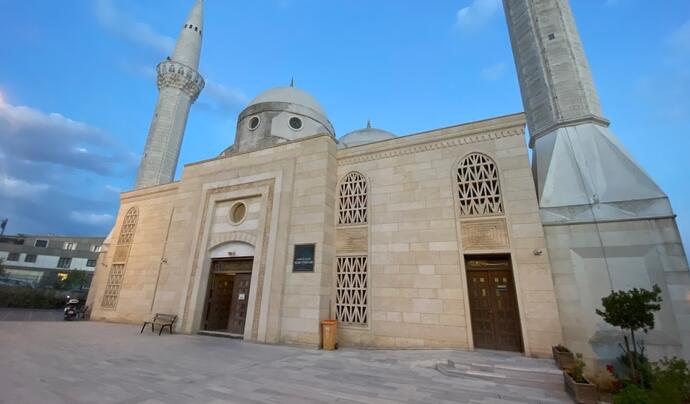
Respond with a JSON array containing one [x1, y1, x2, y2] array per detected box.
[[156, 60, 205, 101]]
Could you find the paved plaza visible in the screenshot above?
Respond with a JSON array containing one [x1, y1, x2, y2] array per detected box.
[[0, 318, 571, 404]]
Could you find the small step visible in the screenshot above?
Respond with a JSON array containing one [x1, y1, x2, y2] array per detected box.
[[198, 330, 243, 339], [436, 360, 565, 392]]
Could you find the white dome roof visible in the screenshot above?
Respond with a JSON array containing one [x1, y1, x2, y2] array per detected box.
[[339, 121, 396, 147], [248, 86, 327, 117]]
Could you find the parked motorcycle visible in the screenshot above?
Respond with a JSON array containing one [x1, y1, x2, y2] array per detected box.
[[63, 298, 82, 321]]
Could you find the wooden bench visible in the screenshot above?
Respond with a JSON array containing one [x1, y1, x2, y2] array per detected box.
[[140, 313, 177, 335]]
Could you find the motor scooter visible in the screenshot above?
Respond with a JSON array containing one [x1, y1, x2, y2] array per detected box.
[[63, 298, 81, 321]]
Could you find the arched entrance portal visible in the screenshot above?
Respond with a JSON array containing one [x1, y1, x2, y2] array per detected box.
[[203, 241, 254, 336]]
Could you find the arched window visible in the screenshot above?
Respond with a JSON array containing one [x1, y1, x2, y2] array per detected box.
[[456, 153, 503, 216], [338, 172, 368, 225], [102, 207, 139, 309]]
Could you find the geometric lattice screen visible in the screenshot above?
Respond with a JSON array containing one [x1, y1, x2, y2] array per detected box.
[[456, 153, 504, 216], [335, 256, 368, 325], [102, 207, 139, 309], [338, 172, 368, 225]]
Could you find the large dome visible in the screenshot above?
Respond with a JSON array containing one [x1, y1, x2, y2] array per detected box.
[[248, 86, 327, 117], [339, 121, 396, 148]]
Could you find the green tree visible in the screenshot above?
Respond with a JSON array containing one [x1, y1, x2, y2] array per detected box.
[[596, 285, 662, 380]]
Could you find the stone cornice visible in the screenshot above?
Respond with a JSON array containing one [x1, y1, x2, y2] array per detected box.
[[337, 113, 525, 166], [157, 60, 205, 101]]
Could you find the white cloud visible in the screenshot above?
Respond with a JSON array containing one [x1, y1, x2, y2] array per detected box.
[[0, 100, 133, 175], [455, 0, 502, 32], [202, 80, 248, 112], [69, 211, 115, 226], [667, 19, 690, 55], [94, 0, 174, 55], [0, 175, 49, 200], [104, 184, 123, 194], [480, 62, 508, 81]]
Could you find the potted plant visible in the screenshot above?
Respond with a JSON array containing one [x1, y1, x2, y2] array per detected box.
[[553, 344, 576, 370], [564, 354, 598, 404]]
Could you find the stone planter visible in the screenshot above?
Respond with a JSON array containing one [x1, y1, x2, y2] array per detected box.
[[563, 372, 598, 404], [552, 346, 576, 370]]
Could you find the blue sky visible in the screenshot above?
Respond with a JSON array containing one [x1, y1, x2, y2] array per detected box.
[[0, 0, 689, 250]]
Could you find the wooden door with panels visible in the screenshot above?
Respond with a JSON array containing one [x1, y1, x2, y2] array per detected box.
[[227, 273, 251, 334], [203, 258, 253, 335], [466, 255, 523, 352], [204, 274, 234, 331]]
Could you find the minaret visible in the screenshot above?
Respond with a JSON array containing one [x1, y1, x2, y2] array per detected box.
[[135, 0, 205, 189], [503, 0, 690, 361]]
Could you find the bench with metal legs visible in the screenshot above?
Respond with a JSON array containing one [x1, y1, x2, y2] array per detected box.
[[140, 313, 177, 335]]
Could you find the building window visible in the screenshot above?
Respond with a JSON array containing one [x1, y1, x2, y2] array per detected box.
[[34, 239, 48, 248], [338, 172, 368, 225], [63, 242, 77, 251], [24, 254, 37, 263], [90, 245, 102, 253], [57, 257, 72, 269], [456, 153, 504, 216], [247, 115, 260, 130], [229, 201, 247, 225], [335, 256, 369, 326], [289, 116, 303, 131], [117, 207, 139, 244], [102, 207, 139, 309], [7, 252, 19, 261], [86, 259, 97, 267]]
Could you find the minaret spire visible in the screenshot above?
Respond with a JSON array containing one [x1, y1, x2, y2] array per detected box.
[[135, 0, 205, 189], [172, 0, 204, 68]]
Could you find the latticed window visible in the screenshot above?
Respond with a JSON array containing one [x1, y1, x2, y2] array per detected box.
[[335, 256, 368, 325], [338, 172, 368, 225], [102, 264, 125, 308], [102, 207, 138, 309], [456, 153, 503, 216], [117, 208, 139, 244]]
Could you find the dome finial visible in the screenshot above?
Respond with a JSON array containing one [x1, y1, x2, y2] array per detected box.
[[366, 118, 371, 129], [290, 77, 294, 87]]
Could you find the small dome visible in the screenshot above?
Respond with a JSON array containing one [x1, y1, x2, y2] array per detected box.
[[339, 121, 396, 148], [248, 86, 327, 117]]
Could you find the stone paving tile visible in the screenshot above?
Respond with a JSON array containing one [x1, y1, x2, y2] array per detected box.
[[0, 321, 572, 404]]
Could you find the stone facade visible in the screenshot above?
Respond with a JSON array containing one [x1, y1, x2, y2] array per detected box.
[[88, 113, 563, 356]]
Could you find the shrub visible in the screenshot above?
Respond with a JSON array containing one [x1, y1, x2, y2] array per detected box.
[[0, 286, 64, 309], [596, 285, 662, 379], [613, 384, 651, 404], [649, 357, 690, 403]]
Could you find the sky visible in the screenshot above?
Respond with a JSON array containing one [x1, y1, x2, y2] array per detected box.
[[0, 0, 689, 250]]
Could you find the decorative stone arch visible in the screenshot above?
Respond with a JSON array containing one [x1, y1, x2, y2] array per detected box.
[[209, 241, 255, 259], [208, 231, 257, 251]]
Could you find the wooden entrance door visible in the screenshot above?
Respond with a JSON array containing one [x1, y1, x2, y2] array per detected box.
[[204, 274, 234, 331], [466, 256, 523, 352], [227, 273, 251, 334]]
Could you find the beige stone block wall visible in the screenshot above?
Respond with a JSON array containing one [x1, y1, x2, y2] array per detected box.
[[334, 113, 563, 355], [88, 183, 182, 324]]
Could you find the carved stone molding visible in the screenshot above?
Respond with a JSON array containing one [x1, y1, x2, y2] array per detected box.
[[338, 127, 522, 166], [336, 226, 368, 254], [157, 60, 205, 101], [461, 218, 509, 250]]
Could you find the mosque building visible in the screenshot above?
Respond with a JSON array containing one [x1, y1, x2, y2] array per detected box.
[[87, 0, 690, 362]]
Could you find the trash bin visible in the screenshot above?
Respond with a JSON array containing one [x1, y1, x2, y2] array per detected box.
[[321, 319, 337, 350]]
